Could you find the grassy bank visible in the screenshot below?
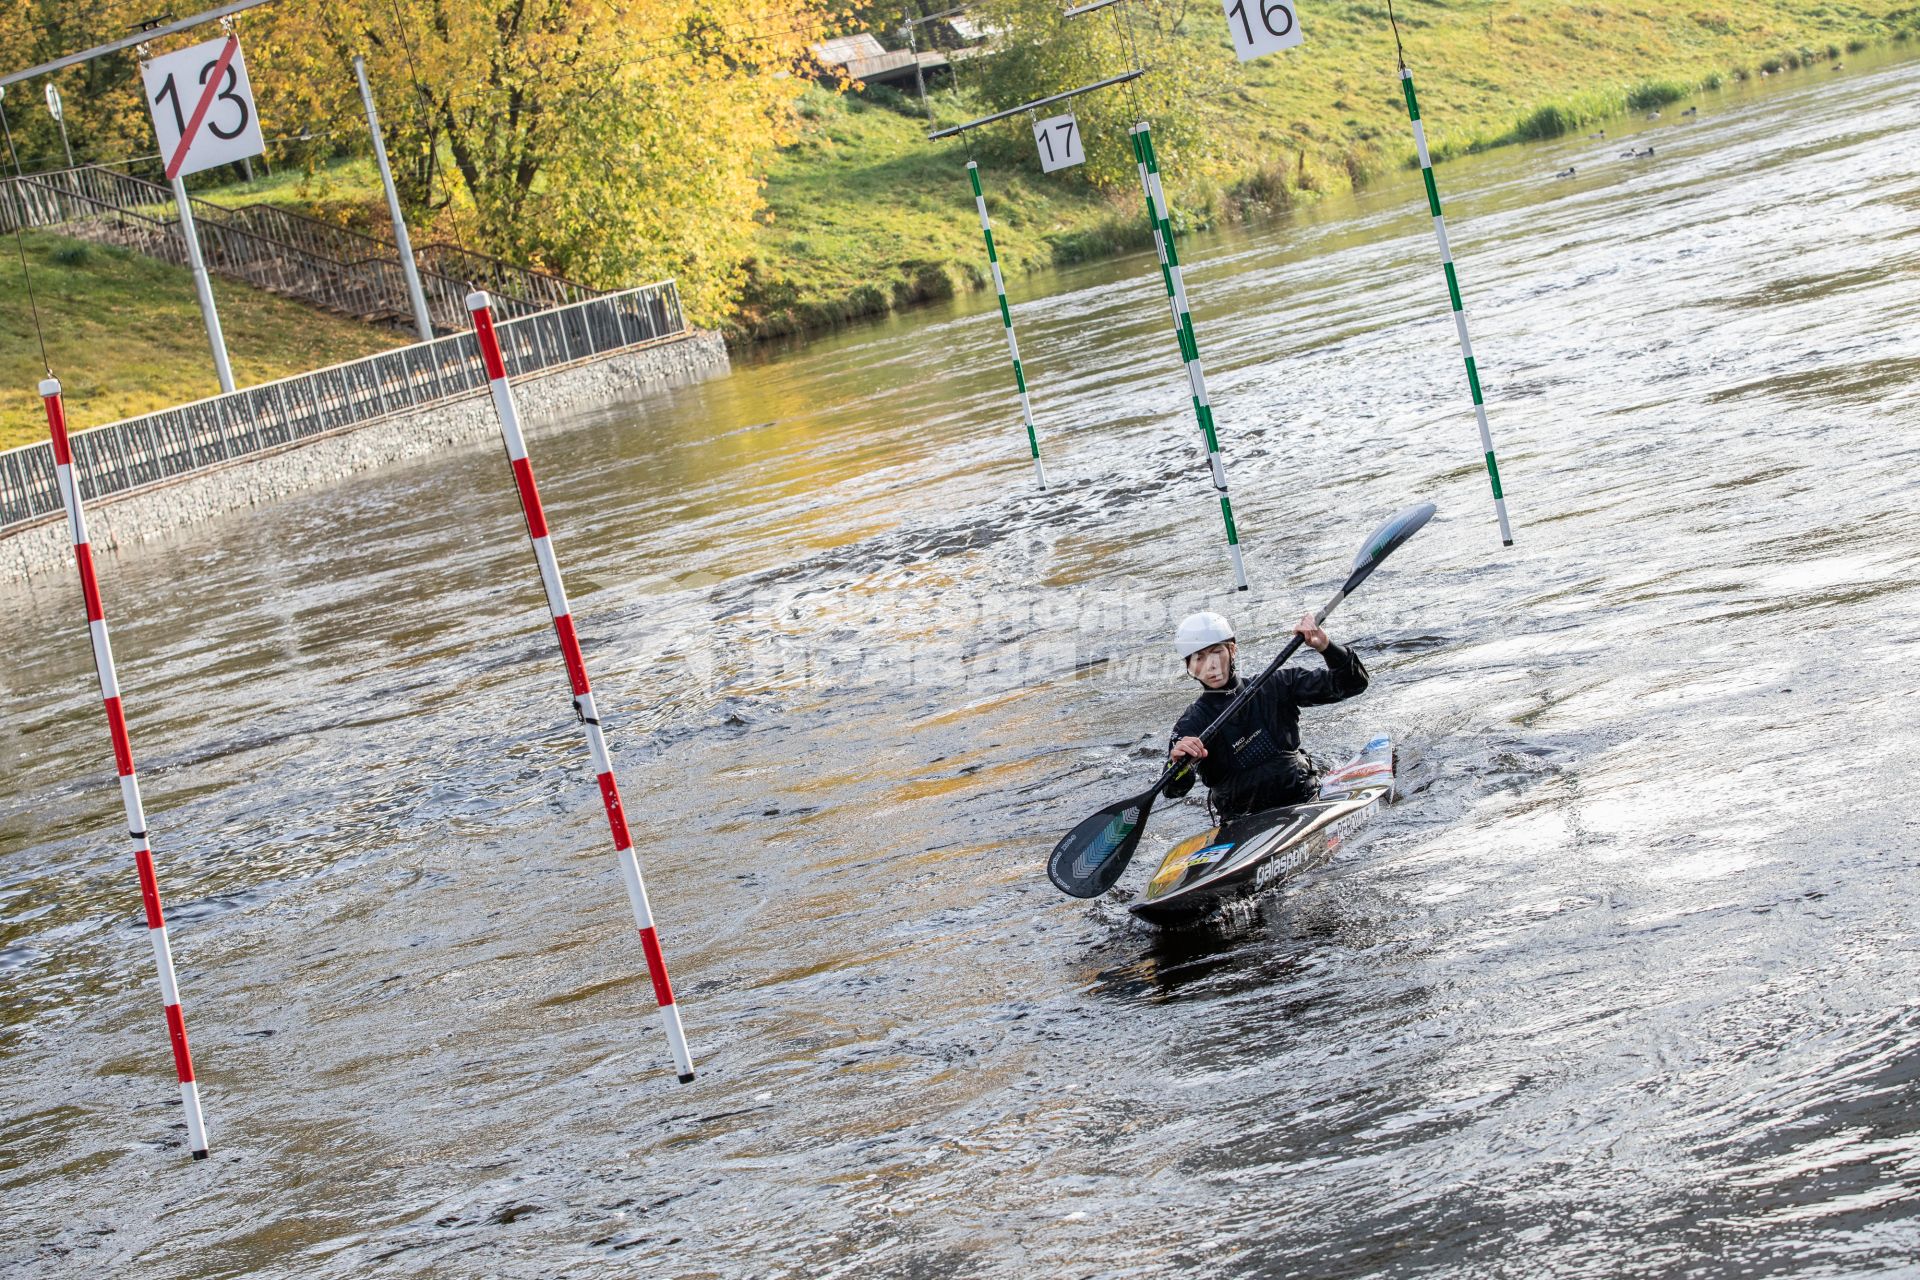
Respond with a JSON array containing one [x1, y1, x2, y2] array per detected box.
[[743, 0, 1914, 338], [176, 1, 1915, 343], [2, 0, 1910, 439], [0, 233, 405, 452]]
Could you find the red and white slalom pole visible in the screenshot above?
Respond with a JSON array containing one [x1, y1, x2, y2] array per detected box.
[[41, 377, 210, 1158], [466, 293, 696, 1083]]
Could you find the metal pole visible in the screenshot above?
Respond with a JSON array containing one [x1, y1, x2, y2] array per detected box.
[[467, 290, 697, 1085], [967, 161, 1046, 488], [927, 69, 1145, 139], [40, 377, 211, 1160], [170, 174, 235, 393], [1130, 122, 1249, 592], [2, 0, 281, 90], [354, 54, 433, 340], [1399, 66, 1514, 546]]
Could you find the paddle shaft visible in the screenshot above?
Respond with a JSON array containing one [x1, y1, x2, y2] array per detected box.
[[1159, 573, 1369, 794]]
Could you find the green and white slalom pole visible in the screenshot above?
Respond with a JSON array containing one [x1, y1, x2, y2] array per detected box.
[[1130, 121, 1248, 592], [967, 160, 1047, 488], [1399, 65, 1515, 546]]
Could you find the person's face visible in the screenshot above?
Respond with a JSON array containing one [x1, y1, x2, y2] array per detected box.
[[1186, 640, 1236, 690]]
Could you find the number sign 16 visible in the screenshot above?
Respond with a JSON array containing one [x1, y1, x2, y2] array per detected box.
[[1033, 112, 1085, 174], [1223, 0, 1304, 61], [141, 35, 265, 180]]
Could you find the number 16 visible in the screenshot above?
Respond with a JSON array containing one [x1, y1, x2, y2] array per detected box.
[[1224, 0, 1303, 59]]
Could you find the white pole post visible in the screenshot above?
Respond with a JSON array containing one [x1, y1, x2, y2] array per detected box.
[[966, 160, 1047, 488], [41, 377, 212, 1159], [1129, 122, 1249, 593], [467, 290, 698, 1084], [354, 54, 434, 341], [169, 174, 235, 394], [1399, 65, 1514, 546]]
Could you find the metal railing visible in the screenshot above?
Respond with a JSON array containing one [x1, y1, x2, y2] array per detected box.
[[0, 282, 686, 533], [0, 165, 601, 332]]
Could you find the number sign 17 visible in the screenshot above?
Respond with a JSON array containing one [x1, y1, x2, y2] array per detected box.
[[1033, 112, 1085, 174], [141, 35, 265, 180], [1224, 0, 1304, 61]]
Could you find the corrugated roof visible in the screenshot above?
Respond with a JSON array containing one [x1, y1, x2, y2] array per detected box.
[[812, 33, 888, 66]]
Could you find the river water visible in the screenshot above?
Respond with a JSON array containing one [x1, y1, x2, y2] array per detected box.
[[5, 50, 1920, 1280]]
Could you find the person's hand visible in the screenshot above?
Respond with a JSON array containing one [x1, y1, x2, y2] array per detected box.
[[1170, 735, 1208, 763], [1295, 612, 1330, 652]]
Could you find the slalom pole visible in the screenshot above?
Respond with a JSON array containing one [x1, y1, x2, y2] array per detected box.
[[966, 160, 1047, 488], [1396, 64, 1515, 546], [1130, 121, 1249, 592], [41, 377, 210, 1159], [466, 292, 695, 1084]]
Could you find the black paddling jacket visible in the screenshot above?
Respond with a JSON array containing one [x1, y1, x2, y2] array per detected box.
[[1165, 643, 1370, 817]]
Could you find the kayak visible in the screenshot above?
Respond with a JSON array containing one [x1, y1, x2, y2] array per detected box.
[[1128, 735, 1395, 928]]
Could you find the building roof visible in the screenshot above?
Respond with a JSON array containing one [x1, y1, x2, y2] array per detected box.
[[812, 33, 888, 67]]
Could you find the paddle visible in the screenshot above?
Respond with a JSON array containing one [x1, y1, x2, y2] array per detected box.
[[1046, 502, 1437, 899]]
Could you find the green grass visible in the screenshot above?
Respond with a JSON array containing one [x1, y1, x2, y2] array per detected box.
[[1626, 78, 1695, 110], [0, 232, 407, 452], [732, 89, 1150, 339], [181, 1, 1915, 343], [5, 0, 1909, 430], [741, 0, 1915, 338]]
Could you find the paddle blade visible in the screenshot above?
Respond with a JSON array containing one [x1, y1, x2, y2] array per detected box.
[[1048, 789, 1157, 898], [1352, 502, 1437, 574]]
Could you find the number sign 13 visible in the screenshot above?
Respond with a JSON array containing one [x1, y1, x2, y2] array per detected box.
[[1033, 112, 1084, 174], [141, 35, 266, 179], [1223, 0, 1304, 61]]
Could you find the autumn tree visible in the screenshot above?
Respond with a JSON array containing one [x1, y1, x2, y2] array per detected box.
[[0, 2, 155, 171], [247, 0, 838, 323], [0, 2, 837, 324], [967, 0, 1227, 192]]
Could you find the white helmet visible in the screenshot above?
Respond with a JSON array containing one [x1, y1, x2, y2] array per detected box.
[[1174, 611, 1235, 661]]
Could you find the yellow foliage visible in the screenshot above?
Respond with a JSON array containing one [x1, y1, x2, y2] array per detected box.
[[249, 0, 838, 324], [1, 1, 840, 326]]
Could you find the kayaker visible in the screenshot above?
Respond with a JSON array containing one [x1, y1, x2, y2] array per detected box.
[[1165, 611, 1369, 819]]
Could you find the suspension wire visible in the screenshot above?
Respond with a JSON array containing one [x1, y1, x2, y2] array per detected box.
[[946, 13, 971, 120], [932, 9, 979, 161], [903, 2, 928, 123], [379, 0, 476, 276], [1, 97, 53, 374], [1386, 0, 1409, 69], [1110, 0, 1148, 123]]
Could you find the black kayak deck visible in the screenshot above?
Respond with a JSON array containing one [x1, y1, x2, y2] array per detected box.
[[1128, 735, 1394, 928]]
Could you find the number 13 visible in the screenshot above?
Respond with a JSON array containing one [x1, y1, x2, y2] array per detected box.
[[153, 60, 251, 141]]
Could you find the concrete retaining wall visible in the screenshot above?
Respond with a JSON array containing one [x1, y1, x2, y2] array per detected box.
[[0, 330, 728, 585]]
